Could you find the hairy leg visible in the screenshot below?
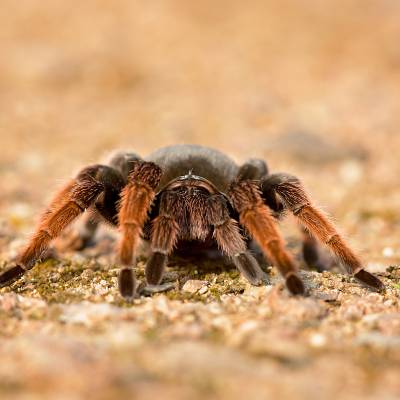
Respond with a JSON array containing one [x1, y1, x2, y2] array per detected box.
[[0, 165, 105, 287], [229, 180, 304, 295], [238, 158, 269, 181], [117, 161, 162, 298], [208, 194, 268, 285], [58, 165, 126, 250], [261, 173, 384, 290], [239, 160, 320, 268], [145, 191, 180, 285], [301, 227, 334, 272], [261, 175, 332, 270], [60, 153, 142, 251], [145, 190, 266, 289], [107, 150, 142, 180]]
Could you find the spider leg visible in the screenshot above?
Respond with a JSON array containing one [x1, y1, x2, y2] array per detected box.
[[58, 165, 126, 250], [237, 158, 269, 181], [0, 166, 105, 287], [117, 161, 162, 299], [261, 173, 384, 290], [229, 180, 304, 295], [301, 227, 334, 272], [145, 191, 180, 286], [107, 150, 142, 180], [70, 151, 142, 249], [261, 178, 333, 271], [208, 194, 268, 286]]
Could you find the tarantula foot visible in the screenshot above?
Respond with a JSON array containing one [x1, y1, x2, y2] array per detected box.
[[354, 269, 385, 291], [139, 282, 176, 296], [145, 252, 168, 285], [233, 253, 269, 286], [118, 268, 137, 300], [0, 265, 26, 288], [285, 273, 305, 295]]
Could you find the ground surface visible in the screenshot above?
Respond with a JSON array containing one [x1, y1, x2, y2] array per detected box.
[[1, 1, 400, 399]]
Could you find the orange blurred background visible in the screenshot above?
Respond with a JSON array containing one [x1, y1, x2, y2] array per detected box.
[[0, 0, 399, 260]]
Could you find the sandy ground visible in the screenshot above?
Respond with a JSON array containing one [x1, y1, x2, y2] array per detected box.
[[1, 1, 400, 399]]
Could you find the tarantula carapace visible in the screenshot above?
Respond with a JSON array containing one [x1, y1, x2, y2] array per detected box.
[[0, 145, 383, 298]]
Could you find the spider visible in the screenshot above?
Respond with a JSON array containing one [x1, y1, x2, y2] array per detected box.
[[0, 144, 383, 298]]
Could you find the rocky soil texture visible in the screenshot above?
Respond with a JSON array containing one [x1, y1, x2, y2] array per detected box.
[[1, 1, 400, 399]]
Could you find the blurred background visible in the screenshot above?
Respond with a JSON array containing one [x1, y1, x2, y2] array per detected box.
[[1, 0, 399, 262], [1, 1, 400, 399]]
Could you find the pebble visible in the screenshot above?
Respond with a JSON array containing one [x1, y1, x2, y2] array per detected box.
[[198, 286, 208, 295], [0, 293, 18, 312], [314, 290, 339, 302], [182, 280, 208, 294], [382, 247, 394, 258], [243, 285, 272, 300], [309, 333, 327, 348]]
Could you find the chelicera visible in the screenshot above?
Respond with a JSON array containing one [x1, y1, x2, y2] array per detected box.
[[0, 145, 384, 298]]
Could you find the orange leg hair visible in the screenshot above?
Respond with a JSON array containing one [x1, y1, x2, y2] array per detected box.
[[261, 173, 384, 290], [117, 161, 162, 298], [0, 167, 104, 287], [229, 180, 305, 295]]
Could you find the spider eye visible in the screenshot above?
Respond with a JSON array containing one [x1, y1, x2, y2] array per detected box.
[[171, 187, 188, 195], [192, 187, 209, 195], [169, 186, 210, 196]]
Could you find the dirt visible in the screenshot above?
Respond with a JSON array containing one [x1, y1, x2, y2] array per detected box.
[[1, 1, 400, 399]]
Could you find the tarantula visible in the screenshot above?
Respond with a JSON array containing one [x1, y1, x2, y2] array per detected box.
[[0, 144, 383, 298]]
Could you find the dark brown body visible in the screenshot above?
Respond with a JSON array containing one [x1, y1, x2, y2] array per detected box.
[[0, 144, 383, 298]]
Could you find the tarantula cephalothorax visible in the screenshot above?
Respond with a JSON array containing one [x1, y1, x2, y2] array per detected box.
[[0, 144, 383, 298]]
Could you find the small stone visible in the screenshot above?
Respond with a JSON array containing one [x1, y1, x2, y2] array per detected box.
[[314, 290, 339, 302], [49, 272, 61, 283], [182, 280, 208, 294], [0, 293, 18, 312], [309, 333, 327, 348], [198, 286, 208, 295], [382, 247, 394, 258], [243, 285, 272, 299]]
